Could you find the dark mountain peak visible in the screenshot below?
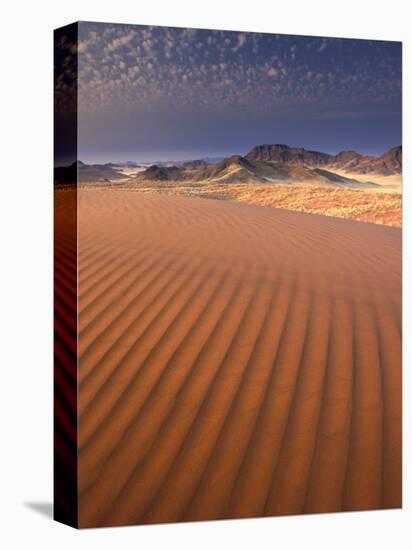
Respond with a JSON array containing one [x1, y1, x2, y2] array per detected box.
[[331, 145, 402, 175], [379, 145, 402, 160], [145, 165, 170, 180], [373, 145, 402, 175], [254, 143, 290, 150], [333, 150, 362, 161], [182, 159, 208, 169], [186, 155, 257, 183], [138, 164, 184, 181], [246, 144, 332, 166], [210, 155, 256, 174], [246, 144, 290, 157], [225, 154, 253, 167]]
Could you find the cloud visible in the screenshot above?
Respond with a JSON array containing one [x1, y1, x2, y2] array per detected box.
[[105, 31, 136, 53], [76, 23, 401, 118], [232, 33, 247, 52], [318, 40, 327, 52]]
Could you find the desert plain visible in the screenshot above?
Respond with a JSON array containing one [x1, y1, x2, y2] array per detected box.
[[54, 148, 402, 526]]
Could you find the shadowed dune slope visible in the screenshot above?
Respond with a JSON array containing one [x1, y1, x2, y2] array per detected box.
[[71, 189, 401, 527], [54, 190, 78, 526]]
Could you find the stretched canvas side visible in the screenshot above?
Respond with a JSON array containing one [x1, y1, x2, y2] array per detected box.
[[53, 22, 78, 528]]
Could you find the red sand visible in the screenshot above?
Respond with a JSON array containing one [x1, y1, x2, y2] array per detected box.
[[57, 189, 401, 527]]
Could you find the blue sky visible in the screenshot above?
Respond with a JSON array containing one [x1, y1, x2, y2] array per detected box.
[[75, 22, 402, 163]]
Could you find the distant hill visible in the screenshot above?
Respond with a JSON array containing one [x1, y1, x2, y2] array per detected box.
[[191, 156, 263, 183], [246, 144, 332, 167], [138, 164, 183, 181], [345, 146, 402, 176], [134, 154, 378, 189]]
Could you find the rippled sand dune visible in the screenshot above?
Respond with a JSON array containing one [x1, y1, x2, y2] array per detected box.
[[56, 189, 401, 527]]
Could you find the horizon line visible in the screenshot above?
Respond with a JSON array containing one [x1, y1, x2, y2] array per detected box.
[[56, 143, 401, 167]]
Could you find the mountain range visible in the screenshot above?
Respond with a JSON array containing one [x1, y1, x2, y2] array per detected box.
[[54, 144, 401, 187], [132, 145, 401, 189], [135, 155, 376, 187], [245, 144, 402, 176]]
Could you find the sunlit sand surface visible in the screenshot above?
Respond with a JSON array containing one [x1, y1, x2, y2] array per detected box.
[[56, 189, 401, 527]]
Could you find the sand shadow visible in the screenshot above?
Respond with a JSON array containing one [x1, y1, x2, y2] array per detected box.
[[24, 502, 53, 519]]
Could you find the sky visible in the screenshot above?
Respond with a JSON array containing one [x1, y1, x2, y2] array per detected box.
[[74, 22, 401, 164]]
